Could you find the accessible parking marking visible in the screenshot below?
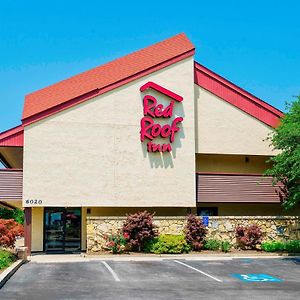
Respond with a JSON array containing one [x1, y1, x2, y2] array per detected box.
[[232, 274, 283, 282], [102, 261, 121, 282], [174, 260, 223, 282]]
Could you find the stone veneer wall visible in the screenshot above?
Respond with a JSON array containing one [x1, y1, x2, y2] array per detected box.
[[87, 216, 300, 253]]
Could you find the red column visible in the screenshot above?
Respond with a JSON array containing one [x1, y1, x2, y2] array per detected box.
[[24, 207, 32, 255]]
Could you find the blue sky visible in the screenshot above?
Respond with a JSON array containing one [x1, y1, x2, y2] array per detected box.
[[0, 0, 299, 132]]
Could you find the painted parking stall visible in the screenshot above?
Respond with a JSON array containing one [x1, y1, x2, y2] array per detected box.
[[1, 258, 299, 299]]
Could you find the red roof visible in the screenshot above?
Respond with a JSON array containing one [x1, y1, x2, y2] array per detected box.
[[22, 33, 195, 124], [0, 125, 23, 147], [194, 62, 283, 127]]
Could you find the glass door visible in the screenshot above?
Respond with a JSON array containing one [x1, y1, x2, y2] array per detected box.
[[44, 208, 81, 253], [64, 208, 81, 252]]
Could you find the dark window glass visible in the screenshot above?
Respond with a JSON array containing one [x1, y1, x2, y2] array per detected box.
[[197, 207, 218, 216]]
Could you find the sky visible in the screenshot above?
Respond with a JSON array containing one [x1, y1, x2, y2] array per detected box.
[[0, 0, 299, 132]]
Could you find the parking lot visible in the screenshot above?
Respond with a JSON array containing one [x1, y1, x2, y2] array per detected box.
[[1, 257, 299, 299]]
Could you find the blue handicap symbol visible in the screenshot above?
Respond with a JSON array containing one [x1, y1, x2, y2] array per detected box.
[[240, 258, 253, 263], [232, 274, 282, 282]]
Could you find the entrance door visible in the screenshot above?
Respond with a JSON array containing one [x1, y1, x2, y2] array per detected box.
[[44, 208, 81, 253]]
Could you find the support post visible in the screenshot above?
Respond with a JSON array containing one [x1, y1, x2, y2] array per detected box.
[[24, 207, 32, 256]]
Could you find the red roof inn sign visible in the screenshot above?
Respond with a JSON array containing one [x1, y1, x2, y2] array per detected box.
[[139, 82, 183, 152]]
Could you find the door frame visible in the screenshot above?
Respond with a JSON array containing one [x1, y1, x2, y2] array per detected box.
[[43, 207, 82, 253]]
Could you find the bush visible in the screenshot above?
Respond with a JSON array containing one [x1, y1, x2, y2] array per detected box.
[[261, 241, 285, 252], [285, 240, 300, 253], [0, 250, 16, 270], [104, 233, 128, 254], [122, 211, 157, 252], [235, 224, 262, 249], [185, 214, 207, 251], [0, 208, 24, 224], [204, 239, 221, 251], [261, 240, 300, 253], [0, 219, 24, 248], [144, 234, 191, 254], [221, 241, 232, 253]]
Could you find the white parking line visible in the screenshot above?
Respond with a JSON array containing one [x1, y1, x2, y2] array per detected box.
[[102, 261, 120, 282], [174, 260, 223, 282]]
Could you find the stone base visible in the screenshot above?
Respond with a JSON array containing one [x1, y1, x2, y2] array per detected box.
[[87, 216, 299, 253]]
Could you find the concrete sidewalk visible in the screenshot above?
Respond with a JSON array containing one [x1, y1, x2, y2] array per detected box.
[[28, 252, 298, 263]]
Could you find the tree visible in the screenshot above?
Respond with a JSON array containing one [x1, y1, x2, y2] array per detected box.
[[265, 95, 300, 209]]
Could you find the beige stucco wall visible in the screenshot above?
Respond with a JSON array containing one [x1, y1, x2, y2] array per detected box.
[[196, 154, 272, 173], [31, 207, 43, 252], [195, 86, 276, 155], [23, 57, 195, 208]]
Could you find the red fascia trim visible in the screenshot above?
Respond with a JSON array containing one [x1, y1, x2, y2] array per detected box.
[[0, 125, 23, 139], [140, 81, 183, 102], [0, 125, 24, 147], [196, 172, 265, 176], [194, 62, 284, 128], [22, 49, 194, 126]]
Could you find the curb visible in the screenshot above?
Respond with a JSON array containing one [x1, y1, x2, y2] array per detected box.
[[0, 259, 25, 289], [28, 253, 300, 263]]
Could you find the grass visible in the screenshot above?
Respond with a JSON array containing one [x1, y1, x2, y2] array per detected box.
[[0, 250, 17, 271]]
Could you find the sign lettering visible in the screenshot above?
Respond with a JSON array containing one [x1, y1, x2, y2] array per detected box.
[[140, 82, 183, 152]]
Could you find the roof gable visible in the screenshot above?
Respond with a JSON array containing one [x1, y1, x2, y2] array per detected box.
[[194, 62, 283, 127], [23, 33, 194, 125]]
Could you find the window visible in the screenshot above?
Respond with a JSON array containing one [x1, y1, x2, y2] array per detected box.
[[197, 207, 218, 216]]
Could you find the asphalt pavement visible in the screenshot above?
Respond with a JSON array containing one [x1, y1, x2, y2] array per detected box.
[[0, 257, 299, 299]]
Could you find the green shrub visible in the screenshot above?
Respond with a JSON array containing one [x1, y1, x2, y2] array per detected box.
[[204, 239, 221, 250], [261, 241, 285, 252], [261, 240, 300, 253], [145, 234, 191, 254], [104, 233, 128, 254], [221, 241, 232, 253], [0, 250, 16, 270], [0, 208, 24, 224], [285, 240, 300, 253]]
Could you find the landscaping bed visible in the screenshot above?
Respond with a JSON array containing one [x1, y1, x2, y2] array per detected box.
[[88, 211, 300, 257], [0, 250, 17, 273]]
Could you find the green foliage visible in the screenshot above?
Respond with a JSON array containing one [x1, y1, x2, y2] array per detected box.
[[265, 95, 300, 209], [104, 233, 128, 254], [261, 241, 285, 252], [204, 239, 221, 250], [144, 234, 191, 254], [261, 240, 300, 253], [0, 208, 24, 224], [285, 240, 300, 253], [0, 250, 16, 270], [221, 241, 232, 253]]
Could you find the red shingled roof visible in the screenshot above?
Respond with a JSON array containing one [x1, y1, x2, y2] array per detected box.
[[22, 33, 195, 124]]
